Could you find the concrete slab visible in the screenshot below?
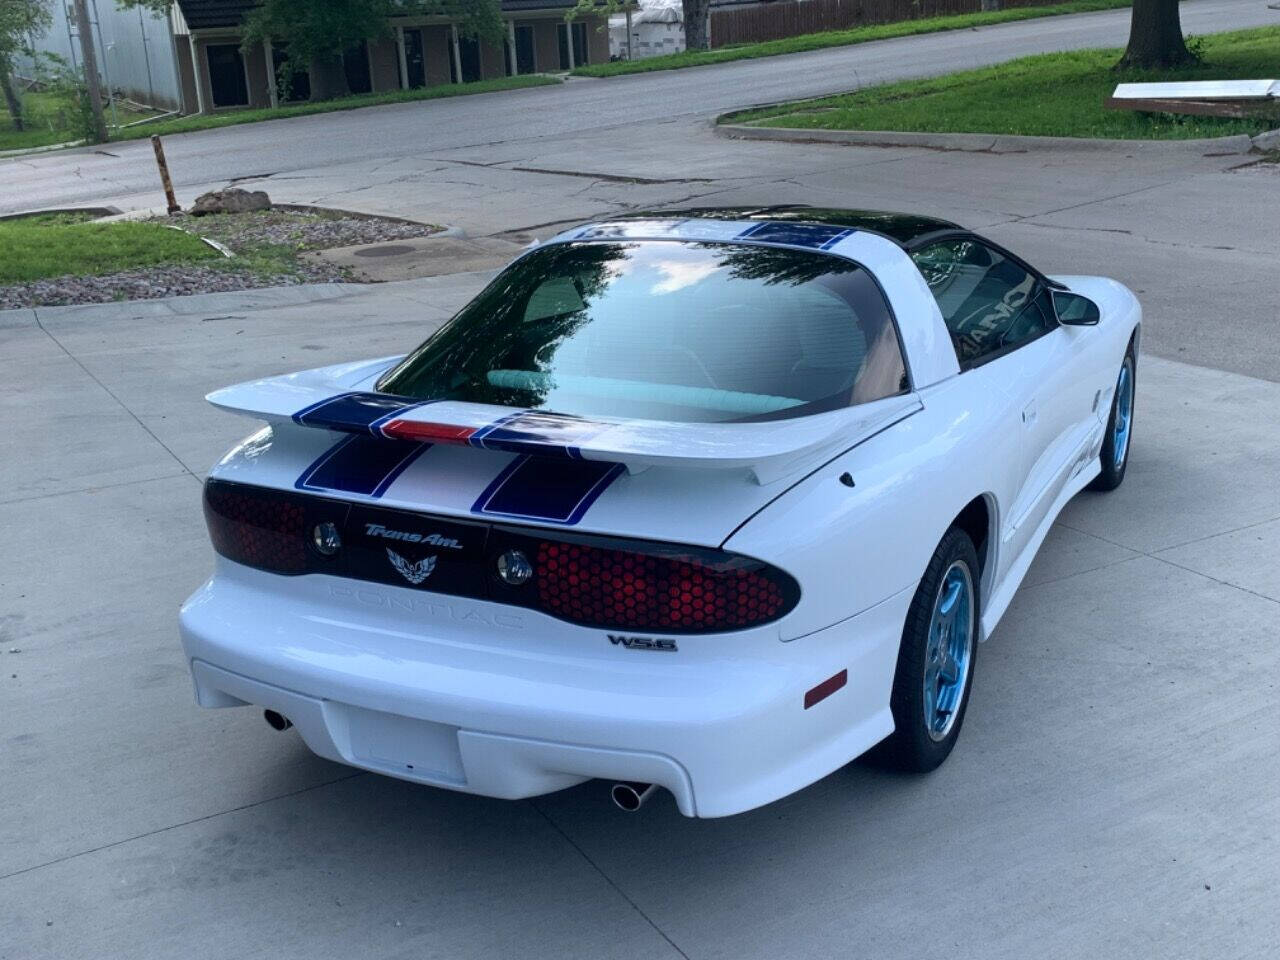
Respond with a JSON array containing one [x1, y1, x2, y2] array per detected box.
[[1, 777, 684, 960], [2, 273, 1278, 958], [1057, 357, 1280, 553], [1156, 517, 1280, 602]]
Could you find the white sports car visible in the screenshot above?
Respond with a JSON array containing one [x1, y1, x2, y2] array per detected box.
[[180, 207, 1140, 817]]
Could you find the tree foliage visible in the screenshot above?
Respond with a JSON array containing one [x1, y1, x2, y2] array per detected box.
[[0, 0, 52, 131]]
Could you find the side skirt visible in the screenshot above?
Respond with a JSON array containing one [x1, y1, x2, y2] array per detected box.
[[980, 457, 1102, 640]]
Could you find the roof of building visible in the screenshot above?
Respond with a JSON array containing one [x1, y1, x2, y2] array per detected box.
[[613, 206, 962, 248], [177, 0, 581, 29]]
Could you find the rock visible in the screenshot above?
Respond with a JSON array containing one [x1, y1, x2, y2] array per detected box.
[[190, 188, 272, 216]]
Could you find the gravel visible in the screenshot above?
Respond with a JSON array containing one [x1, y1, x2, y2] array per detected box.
[[0, 208, 441, 310], [0, 263, 350, 309], [181, 208, 440, 251]]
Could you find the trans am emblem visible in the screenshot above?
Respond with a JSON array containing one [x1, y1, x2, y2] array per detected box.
[[387, 549, 436, 585]]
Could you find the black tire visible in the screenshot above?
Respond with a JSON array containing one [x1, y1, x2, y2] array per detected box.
[[1090, 347, 1136, 492], [870, 527, 980, 773]]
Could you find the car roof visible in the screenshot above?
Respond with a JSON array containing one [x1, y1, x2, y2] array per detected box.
[[611, 205, 962, 248]]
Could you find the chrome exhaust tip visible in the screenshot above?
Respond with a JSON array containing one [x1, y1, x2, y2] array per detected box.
[[263, 709, 293, 731], [610, 782, 657, 812]]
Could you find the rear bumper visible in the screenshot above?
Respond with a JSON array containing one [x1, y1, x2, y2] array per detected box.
[[179, 566, 912, 817]]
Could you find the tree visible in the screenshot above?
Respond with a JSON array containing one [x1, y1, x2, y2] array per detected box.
[[0, 0, 51, 132], [240, 0, 503, 101], [682, 0, 710, 51], [1116, 0, 1192, 70]]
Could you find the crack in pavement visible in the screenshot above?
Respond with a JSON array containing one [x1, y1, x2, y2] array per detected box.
[[0, 772, 365, 884], [31, 311, 203, 483]]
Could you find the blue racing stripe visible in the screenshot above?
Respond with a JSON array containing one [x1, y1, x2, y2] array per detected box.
[[737, 222, 854, 249], [472, 456, 624, 525], [296, 435, 430, 498], [294, 392, 421, 435], [471, 411, 609, 459]]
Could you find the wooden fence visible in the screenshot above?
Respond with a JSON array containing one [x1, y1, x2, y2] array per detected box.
[[709, 0, 1052, 48]]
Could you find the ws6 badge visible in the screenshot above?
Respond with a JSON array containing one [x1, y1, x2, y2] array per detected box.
[[608, 634, 678, 652]]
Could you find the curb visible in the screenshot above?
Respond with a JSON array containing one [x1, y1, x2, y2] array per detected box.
[[715, 122, 1265, 156], [0, 281, 367, 326], [0, 139, 86, 159]]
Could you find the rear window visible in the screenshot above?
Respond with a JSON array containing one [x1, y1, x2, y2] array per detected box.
[[378, 240, 908, 423]]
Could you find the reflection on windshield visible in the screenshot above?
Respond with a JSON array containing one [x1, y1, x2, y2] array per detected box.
[[379, 240, 907, 424]]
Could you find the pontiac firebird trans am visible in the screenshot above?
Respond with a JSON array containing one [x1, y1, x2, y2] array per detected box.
[[179, 207, 1140, 817]]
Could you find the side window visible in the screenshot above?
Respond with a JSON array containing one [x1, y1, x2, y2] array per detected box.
[[911, 238, 1056, 367]]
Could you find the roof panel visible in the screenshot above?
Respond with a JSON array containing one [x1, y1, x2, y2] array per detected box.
[[615, 206, 961, 247]]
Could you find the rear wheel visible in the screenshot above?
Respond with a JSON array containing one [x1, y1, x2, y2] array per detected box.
[[1090, 349, 1135, 492], [872, 527, 980, 772]]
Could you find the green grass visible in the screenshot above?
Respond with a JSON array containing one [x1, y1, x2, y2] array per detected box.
[[573, 0, 1133, 78], [0, 75, 558, 155], [0, 216, 218, 284], [724, 26, 1280, 139], [0, 90, 160, 153]]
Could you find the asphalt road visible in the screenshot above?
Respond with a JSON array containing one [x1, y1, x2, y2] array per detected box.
[[2, 0, 1277, 212]]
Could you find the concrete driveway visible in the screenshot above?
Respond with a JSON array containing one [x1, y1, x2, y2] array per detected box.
[[3, 4, 1280, 954], [2, 262, 1279, 959]]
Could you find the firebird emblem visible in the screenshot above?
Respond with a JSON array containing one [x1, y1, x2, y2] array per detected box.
[[387, 549, 436, 585]]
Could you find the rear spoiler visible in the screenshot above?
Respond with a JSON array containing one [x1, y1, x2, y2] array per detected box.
[[207, 359, 921, 485]]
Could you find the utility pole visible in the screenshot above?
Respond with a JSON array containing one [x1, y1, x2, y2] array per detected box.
[[70, 0, 108, 143]]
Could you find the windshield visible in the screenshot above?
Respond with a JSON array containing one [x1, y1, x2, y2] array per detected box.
[[378, 240, 908, 423]]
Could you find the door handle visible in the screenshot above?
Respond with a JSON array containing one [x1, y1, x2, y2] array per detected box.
[[1022, 400, 1038, 425]]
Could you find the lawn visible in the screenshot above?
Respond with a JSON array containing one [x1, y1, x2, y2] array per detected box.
[[573, 0, 1133, 78], [0, 90, 161, 153], [0, 215, 218, 284], [0, 75, 558, 155], [723, 26, 1280, 140]]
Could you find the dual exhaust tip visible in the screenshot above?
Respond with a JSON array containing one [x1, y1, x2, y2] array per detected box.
[[263, 709, 292, 731], [265, 710, 656, 813], [610, 781, 657, 812]]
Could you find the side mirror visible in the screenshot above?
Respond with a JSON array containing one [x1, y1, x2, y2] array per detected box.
[[1052, 290, 1100, 326]]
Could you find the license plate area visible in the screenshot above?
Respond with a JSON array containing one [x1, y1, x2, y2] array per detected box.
[[344, 705, 465, 784]]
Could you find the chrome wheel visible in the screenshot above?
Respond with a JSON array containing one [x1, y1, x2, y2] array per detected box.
[[923, 561, 975, 742], [1113, 359, 1134, 470]]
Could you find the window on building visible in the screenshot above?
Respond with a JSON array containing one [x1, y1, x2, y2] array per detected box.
[[343, 45, 372, 94], [206, 43, 248, 108], [558, 22, 590, 69], [271, 45, 310, 102], [515, 24, 536, 74], [459, 36, 482, 82], [403, 29, 426, 89]]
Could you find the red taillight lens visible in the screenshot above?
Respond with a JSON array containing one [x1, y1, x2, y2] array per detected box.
[[204, 481, 309, 574], [531, 538, 797, 633]]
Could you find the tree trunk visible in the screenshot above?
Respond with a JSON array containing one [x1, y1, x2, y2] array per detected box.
[[308, 54, 350, 101], [1117, 0, 1192, 69], [683, 0, 711, 51], [1, 67, 24, 132]]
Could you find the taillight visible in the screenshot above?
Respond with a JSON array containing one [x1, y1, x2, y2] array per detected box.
[[519, 536, 798, 633], [204, 481, 311, 574], [203, 479, 800, 632]]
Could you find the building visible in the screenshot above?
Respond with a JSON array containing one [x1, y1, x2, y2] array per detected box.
[[608, 1, 684, 61], [16, 0, 183, 111], [172, 0, 610, 114]]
